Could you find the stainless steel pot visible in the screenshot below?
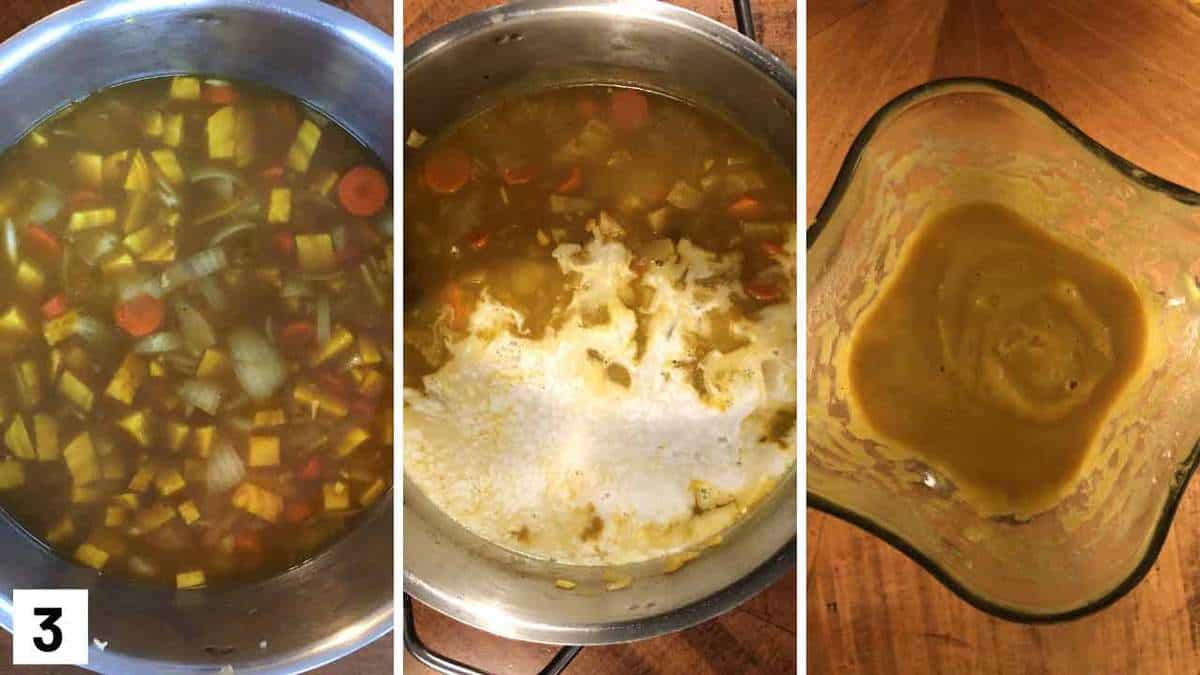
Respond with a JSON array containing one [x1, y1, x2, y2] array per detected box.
[[404, 0, 796, 647], [0, 2, 393, 673]]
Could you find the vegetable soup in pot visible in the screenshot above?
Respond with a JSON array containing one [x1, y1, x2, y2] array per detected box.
[[0, 76, 393, 589]]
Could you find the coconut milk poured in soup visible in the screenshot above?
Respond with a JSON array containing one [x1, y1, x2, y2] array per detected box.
[[404, 86, 796, 566]]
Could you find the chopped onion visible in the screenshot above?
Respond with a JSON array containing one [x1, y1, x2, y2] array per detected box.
[[117, 273, 165, 301], [207, 220, 257, 248], [229, 326, 286, 401], [173, 299, 217, 354], [75, 230, 120, 266], [178, 378, 222, 415], [205, 440, 245, 493], [316, 293, 331, 346], [3, 218, 18, 267], [191, 166, 243, 202], [162, 248, 227, 290], [28, 183, 64, 224], [134, 331, 183, 354], [195, 277, 227, 312]]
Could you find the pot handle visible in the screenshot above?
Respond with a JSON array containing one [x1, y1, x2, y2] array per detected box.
[[404, 595, 583, 675], [733, 0, 758, 42]]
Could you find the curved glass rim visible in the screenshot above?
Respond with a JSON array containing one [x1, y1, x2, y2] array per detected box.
[[806, 76, 1200, 623]]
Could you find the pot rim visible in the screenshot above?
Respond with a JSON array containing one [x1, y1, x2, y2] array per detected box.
[[402, 0, 798, 646]]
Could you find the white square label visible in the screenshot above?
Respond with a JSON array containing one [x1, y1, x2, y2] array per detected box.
[[11, 589, 88, 665]]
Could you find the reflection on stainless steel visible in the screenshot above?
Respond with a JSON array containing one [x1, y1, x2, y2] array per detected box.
[[404, 0, 796, 647], [0, 1, 393, 673]]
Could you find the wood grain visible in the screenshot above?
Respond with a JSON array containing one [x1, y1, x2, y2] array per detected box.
[[0, 3, 392, 674], [808, 1, 1200, 674], [403, 1, 796, 674]]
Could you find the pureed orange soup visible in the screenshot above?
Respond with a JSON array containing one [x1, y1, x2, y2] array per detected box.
[[847, 203, 1146, 516]]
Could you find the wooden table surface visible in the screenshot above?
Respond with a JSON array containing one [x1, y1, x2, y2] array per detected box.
[[403, 1, 796, 674], [807, 1, 1200, 674], [0, 2, 393, 674]]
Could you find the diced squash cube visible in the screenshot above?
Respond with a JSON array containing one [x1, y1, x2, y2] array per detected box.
[[332, 427, 369, 458], [104, 505, 127, 527], [100, 251, 136, 278], [169, 76, 201, 100], [155, 469, 186, 497], [43, 310, 77, 346], [105, 353, 146, 405], [151, 149, 184, 185], [178, 500, 201, 525], [14, 359, 41, 410], [207, 106, 236, 159], [73, 152, 103, 187], [103, 150, 130, 186], [309, 326, 354, 366], [5, 415, 35, 460], [123, 226, 161, 256], [0, 459, 24, 489], [117, 411, 152, 447], [293, 383, 348, 418], [360, 478, 386, 507], [143, 109, 164, 137], [148, 359, 167, 378], [34, 414, 58, 462], [163, 113, 184, 147], [135, 503, 175, 532], [123, 190, 149, 232], [129, 466, 154, 493], [45, 515, 73, 544], [74, 543, 109, 570], [286, 119, 322, 173], [69, 207, 117, 231], [356, 369, 385, 398], [166, 421, 190, 452], [268, 188, 291, 224], [141, 237, 176, 262], [247, 436, 280, 467], [14, 261, 44, 296], [253, 409, 285, 428], [192, 425, 214, 458], [124, 150, 153, 192], [323, 481, 350, 511], [295, 233, 335, 272], [114, 492, 139, 510], [195, 349, 229, 378], [231, 482, 283, 523], [176, 570, 206, 589], [58, 370, 94, 412], [358, 336, 383, 365], [0, 306, 34, 346], [63, 432, 97, 485]]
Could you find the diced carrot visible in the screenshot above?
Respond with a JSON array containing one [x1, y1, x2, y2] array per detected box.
[[273, 231, 295, 257], [284, 500, 313, 524], [501, 163, 539, 186], [610, 89, 649, 132], [338, 165, 390, 217], [203, 83, 238, 106], [760, 241, 785, 258], [233, 531, 262, 555], [69, 190, 99, 208], [114, 294, 165, 337], [744, 280, 782, 302], [260, 163, 285, 180], [465, 227, 490, 251], [577, 97, 597, 120], [556, 166, 583, 194], [279, 321, 317, 352], [299, 456, 323, 481], [441, 281, 471, 330], [424, 148, 472, 195], [23, 224, 61, 260], [727, 195, 765, 220], [41, 293, 67, 320]]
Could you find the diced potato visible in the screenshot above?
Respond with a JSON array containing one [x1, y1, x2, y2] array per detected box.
[[69, 207, 117, 231], [207, 106, 236, 159], [128, 465, 154, 493], [117, 411, 152, 447], [155, 469, 186, 497], [124, 150, 153, 192], [105, 353, 146, 405], [45, 515, 74, 544], [176, 570, 206, 589], [253, 409, 285, 428], [332, 427, 369, 458], [151, 149, 184, 185], [322, 481, 350, 511], [309, 326, 354, 366], [14, 359, 41, 410], [247, 436, 280, 467], [34, 414, 58, 462], [5, 415, 35, 460], [104, 505, 127, 527], [169, 76, 201, 100], [195, 349, 230, 378], [74, 543, 110, 570], [15, 261, 44, 296], [0, 306, 34, 346], [143, 109, 164, 137], [103, 150, 130, 186], [114, 492, 139, 510], [163, 113, 184, 148], [192, 426, 214, 458], [165, 421, 190, 452], [360, 478, 386, 507], [58, 370, 94, 412], [135, 503, 175, 532], [268, 188, 291, 223], [73, 152, 103, 187], [231, 482, 283, 523], [587, 210, 625, 239], [178, 500, 201, 525], [295, 233, 335, 272], [286, 119, 322, 173], [0, 459, 24, 489], [63, 432, 98, 485], [666, 181, 703, 210]]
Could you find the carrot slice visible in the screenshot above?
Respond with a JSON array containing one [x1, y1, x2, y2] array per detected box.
[[203, 84, 238, 106], [273, 231, 295, 257], [279, 321, 317, 352], [41, 293, 67, 320], [234, 531, 262, 555], [610, 89, 649, 132], [260, 163, 285, 180], [299, 456, 323, 481], [556, 166, 583, 194], [744, 280, 782, 302], [727, 195, 765, 220], [114, 294, 165, 337], [424, 148, 472, 195], [338, 165, 390, 217], [501, 163, 539, 186], [23, 224, 61, 260], [284, 500, 313, 524]]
